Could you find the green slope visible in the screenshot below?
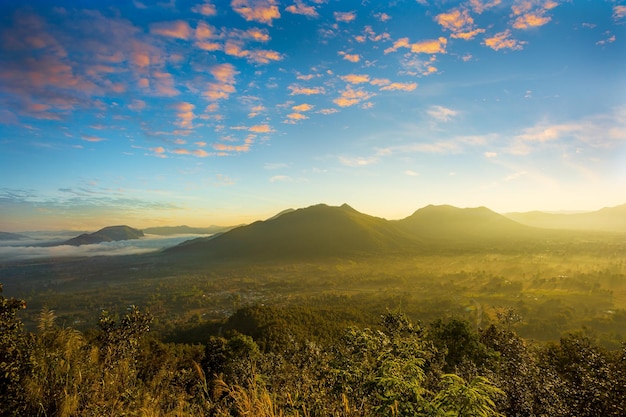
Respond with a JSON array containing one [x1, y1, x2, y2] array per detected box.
[[394, 205, 539, 245], [165, 203, 419, 261], [63, 225, 144, 246], [505, 204, 626, 232]]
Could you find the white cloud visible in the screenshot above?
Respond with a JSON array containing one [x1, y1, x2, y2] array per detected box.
[[427, 105, 458, 122]]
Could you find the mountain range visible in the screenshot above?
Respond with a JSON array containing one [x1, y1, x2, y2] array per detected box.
[[163, 203, 568, 262], [62, 225, 144, 246], [505, 204, 626, 232]]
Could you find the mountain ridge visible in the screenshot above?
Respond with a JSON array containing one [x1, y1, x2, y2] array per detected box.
[[63, 225, 144, 246]]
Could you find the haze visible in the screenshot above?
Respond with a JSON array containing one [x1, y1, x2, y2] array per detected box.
[[1, 0, 625, 232]]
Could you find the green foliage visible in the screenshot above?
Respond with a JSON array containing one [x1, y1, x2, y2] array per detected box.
[[432, 374, 504, 417]]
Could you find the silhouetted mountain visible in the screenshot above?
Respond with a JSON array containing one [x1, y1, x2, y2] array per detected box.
[[395, 205, 533, 242], [0, 232, 29, 241], [63, 226, 144, 246], [505, 204, 626, 232], [165, 203, 418, 261], [143, 225, 237, 236]]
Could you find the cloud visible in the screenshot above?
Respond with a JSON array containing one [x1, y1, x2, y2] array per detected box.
[[512, 13, 551, 29], [614, 5, 626, 20], [193, 149, 210, 157], [269, 175, 292, 182], [510, 0, 559, 29], [249, 124, 273, 133], [287, 112, 308, 120], [338, 51, 361, 62], [173, 102, 195, 129], [385, 37, 447, 54], [150, 20, 192, 39], [375, 12, 392, 22], [341, 74, 370, 84], [338, 156, 378, 167], [485, 151, 498, 158], [81, 134, 106, 142], [469, 0, 502, 14], [192, 2, 218, 16], [334, 11, 356, 23], [405, 170, 419, 176], [292, 103, 313, 112], [333, 86, 375, 107], [231, 0, 281, 25], [380, 82, 417, 92], [128, 99, 146, 111], [288, 85, 326, 95], [213, 135, 254, 152], [435, 9, 484, 40], [427, 105, 458, 121], [285, 1, 319, 17], [204, 63, 238, 101], [483, 30, 526, 51], [0, 235, 204, 261]]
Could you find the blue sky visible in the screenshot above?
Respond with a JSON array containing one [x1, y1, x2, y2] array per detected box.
[[1, 0, 625, 231]]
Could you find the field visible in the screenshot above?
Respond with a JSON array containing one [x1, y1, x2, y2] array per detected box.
[[3, 230, 625, 348]]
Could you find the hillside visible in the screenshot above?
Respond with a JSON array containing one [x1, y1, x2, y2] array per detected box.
[[63, 225, 144, 246], [143, 225, 236, 236], [394, 205, 537, 243], [0, 231, 29, 241], [165, 203, 419, 261], [505, 204, 626, 232]]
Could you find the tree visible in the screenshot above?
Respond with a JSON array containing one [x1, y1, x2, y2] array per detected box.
[[0, 283, 27, 416]]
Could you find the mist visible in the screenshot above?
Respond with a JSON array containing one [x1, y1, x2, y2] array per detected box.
[[0, 234, 208, 261]]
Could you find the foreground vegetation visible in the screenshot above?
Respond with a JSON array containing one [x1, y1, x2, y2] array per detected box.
[[2, 283, 626, 416]]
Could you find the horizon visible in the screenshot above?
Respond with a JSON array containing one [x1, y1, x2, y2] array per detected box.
[[1, 1, 625, 232]]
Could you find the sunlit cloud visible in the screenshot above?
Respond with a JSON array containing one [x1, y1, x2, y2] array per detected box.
[[333, 86, 375, 107], [385, 37, 447, 54], [173, 102, 195, 129], [192, 2, 217, 16], [249, 124, 273, 133], [483, 30, 526, 51], [435, 9, 484, 40], [614, 5, 626, 20], [285, 1, 319, 17], [81, 134, 106, 142], [405, 170, 419, 176], [469, 0, 502, 14], [375, 12, 391, 22], [292, 103, 313, 112], [341, 74, 370, 84], [334, 11, 356, 23], [193, 149, 210, 157], [213, 135, 254, 152], [269, 175, 292, 182], [288, 85, 326, 95], [380, 82, 417, 92], [128, 99, 146, 111], [204, 63, 238, 101], [150, 20, 192, 39], [287, 112, 308, 120], [231, 0, 281, 25], [427, 105, 458, 122], [338, 51, 361, 62], [338, 155, 378, 167], [512, 13, 551, 29], [485, 152, 498, 158]]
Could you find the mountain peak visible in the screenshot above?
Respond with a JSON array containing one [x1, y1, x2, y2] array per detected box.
[[63, 225, 144, 246]]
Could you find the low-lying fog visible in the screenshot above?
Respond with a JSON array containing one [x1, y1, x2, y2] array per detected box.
[[0, 233, 209, 261]]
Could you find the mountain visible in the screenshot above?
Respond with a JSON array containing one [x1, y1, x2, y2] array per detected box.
[[164, 203, 419, 261], [0, 232, 29, 241], [505, 204, 626, 232], [395, 205, 532, 239], [63, 225, 144, 246], [143, 225, 237, 236]]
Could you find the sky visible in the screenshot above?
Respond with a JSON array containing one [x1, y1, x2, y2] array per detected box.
[[1, 0, 625, 232]]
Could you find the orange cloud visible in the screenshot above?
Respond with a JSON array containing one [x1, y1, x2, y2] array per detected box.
[[174, 102, 195, 129], [614, 5, 626, 20], [192, 2, 217, 16], [288, 85, 325, 95], [384, 37, 410, 54], [380, 82, 417, 92], [150, 20, 192, 40], [287, 112, 308, 120], [453, 28, 485, 40], [469, 0, 501, 14], [338, 51, 360, 62], [231, 0, 280, 25], [292, 103, 313, 112], [333, 86, 375, 107], [172, 148, 190, 155], [152, 146, 167, 158], [128, 99, 146, 111], [81, 134, 106, 142], [210, 63, 237, 84], [249, 124, 273, 133], [484, 30, 526, 50], [370, 78, 391, 86], [512, 13, 551, 29], [193, 149, 210, 157], [411, 37, 448, 54], [334, 11, 356, 23], [286, 1, 319, 17], [195, 21, 216, 40], [341, 74, 370, 84], [435, 9, 485, 40]]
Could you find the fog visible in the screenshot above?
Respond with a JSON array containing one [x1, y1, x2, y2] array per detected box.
[[0, 234, 209, 261]]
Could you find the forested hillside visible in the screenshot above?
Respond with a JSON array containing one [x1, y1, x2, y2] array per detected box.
[[2, 284, 626, 417]]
